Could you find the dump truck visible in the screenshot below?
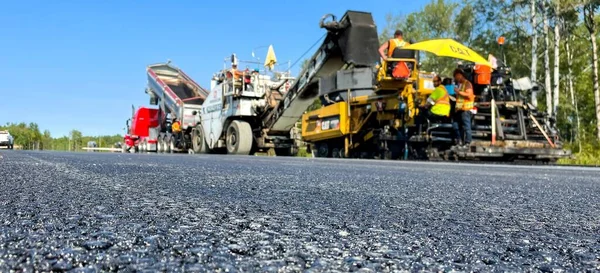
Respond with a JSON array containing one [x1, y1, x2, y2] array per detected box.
[[297, 10, 571, 163], [124, 61, 209, 154]]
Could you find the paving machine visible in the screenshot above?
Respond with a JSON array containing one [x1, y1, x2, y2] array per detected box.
[[192, 53, 298, 155], [299, 10, 571, 163]]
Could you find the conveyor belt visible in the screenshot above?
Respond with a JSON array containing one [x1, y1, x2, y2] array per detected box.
[[263, 10, 381, 134]]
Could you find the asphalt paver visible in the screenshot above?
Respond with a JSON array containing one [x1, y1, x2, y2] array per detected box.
[[0, 150, 599, 272]]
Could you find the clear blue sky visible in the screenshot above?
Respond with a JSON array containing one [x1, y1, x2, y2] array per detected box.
[[0, 0, 425, 137]]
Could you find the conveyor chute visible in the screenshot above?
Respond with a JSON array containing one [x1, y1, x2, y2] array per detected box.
[[263, 10, 381, 134]]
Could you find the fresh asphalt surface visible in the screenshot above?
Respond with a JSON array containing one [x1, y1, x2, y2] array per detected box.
[[0, 150, 599, 272]]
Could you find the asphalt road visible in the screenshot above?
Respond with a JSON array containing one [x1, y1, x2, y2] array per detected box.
[[0, 150, 599, 272]]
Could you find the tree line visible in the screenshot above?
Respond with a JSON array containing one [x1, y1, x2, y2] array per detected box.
[[0, 122, 123, 151], [378, 0, 600, 163]]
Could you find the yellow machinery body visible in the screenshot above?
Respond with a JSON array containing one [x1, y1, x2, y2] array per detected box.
[[301, 57, 436, 157], [296, 10, 570, 162]]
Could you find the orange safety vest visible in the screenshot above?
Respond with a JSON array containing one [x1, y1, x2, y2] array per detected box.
[[172, 121, 181, 132], [455, 81, 475, 111], [387, 38, 408, 58], [231, 68, 242, 80]]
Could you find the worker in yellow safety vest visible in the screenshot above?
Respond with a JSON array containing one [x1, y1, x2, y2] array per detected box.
[[426, 75, 451, 118], [452, 68, 475, 147], [171, 117, 182, 146], [417, 75, 451, 133]]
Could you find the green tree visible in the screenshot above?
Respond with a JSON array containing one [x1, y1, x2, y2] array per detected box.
[[42, 130, 52, 150], [69, 130, 83, 151]]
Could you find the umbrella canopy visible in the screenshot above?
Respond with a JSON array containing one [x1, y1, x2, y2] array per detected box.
[[401, 39, 491, 67]]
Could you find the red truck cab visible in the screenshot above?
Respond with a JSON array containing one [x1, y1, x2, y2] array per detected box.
[[123, 107, 160, 152]]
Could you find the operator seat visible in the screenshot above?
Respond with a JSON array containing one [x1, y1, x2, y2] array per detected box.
[[387, 48, 419, 78], [387, 38, 418, 79]]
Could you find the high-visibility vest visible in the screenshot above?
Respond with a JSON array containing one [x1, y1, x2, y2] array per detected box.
[[434, 86, 450, 105], [430, 86, 451, 117], [231, 68, 242, 80], [455, 81, 475, 111], [172, 121, 181, 132], [387, 38, 408, 57]]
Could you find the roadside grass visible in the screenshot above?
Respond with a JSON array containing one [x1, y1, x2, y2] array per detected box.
[[255, 146, 312, 157], [557, 142, 600, 167]]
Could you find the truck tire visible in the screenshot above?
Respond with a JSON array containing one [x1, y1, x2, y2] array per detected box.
[[226, 120, 253, 155], [163, 135, 171, 153], [169, 137, 175, 153], [192, 125, 209, 154], [161, 135, 168, 153], [157, 138, 163, 153]]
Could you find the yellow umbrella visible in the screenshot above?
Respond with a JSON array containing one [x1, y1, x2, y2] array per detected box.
[[264, 45, 277, 70], [401, 39, 492, 67]]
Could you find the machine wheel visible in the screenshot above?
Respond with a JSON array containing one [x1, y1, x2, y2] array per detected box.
[[316, 142, 329, 157], [161, 136, 169, 153], [332, 147, 346, 158], [192, 125, 209, 154], [169, 137, 175, 153], [274, 147, 293, 156], [157, 138, 163, 153], [226, 120, 253, 155]]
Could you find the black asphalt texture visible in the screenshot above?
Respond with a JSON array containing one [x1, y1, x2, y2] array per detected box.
[[1, 150, 599, 272]]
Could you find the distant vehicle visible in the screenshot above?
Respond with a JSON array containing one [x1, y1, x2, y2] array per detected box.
[[0, 130, 14, 149], [87, 141, 98, 152]]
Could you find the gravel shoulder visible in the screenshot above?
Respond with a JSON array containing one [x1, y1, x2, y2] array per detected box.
[[0, 150, 599, 272]]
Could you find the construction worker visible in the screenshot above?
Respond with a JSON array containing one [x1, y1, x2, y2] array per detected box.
[[416, 75, 450, 132], [452, 68, 475, 147], [378, 30, 410, 77], [230, 64, 244, 81], [171, 117, 181, 145], [442, 77, 457, 116], [426, 75, 451, 120], [378, 30, 409, 61]]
